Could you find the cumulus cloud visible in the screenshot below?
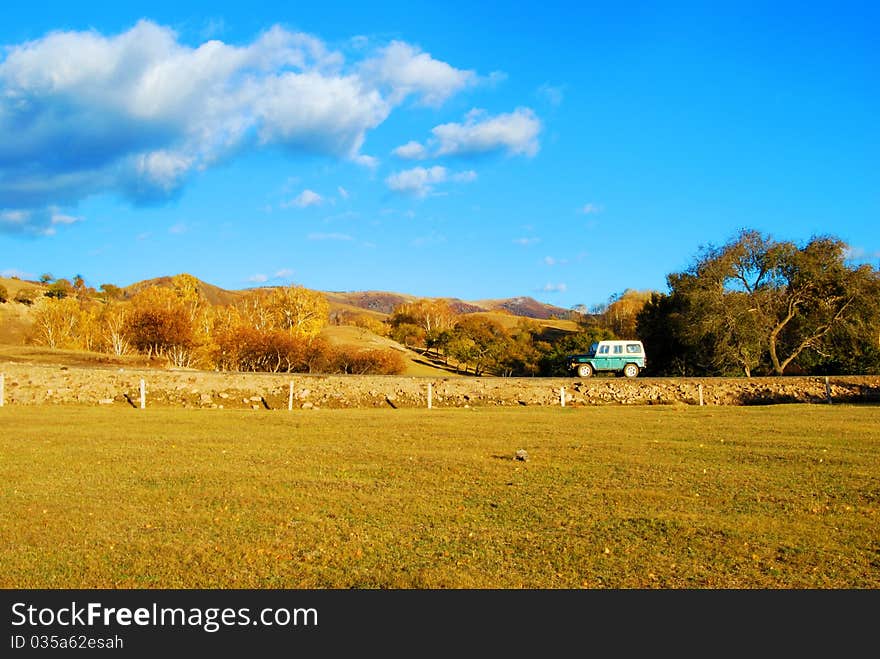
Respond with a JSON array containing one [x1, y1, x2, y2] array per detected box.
[[0, 20, 478, 233], [385, 166, 447, 197], [432, 108, 541, 157], [392, 140, 428, 160], [385, 166, 477, 197], [286, 189, 323, 208], [247, 273, 269, 283], [540, 282, 567, 293], [360, 40, 476, 106]]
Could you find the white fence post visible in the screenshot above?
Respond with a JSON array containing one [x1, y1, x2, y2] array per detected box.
[[825, 376, 832, 405], [0, 373, 4, 407], [699, 383, 704, 406], [560, 386, 565, 407], [427, 382, 433, 409], [288, 380, 294, 411], [139, 379, 146, 409]]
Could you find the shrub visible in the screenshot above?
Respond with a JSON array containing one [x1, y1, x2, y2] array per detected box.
[[0, 283, 7, 303], [14, 287, 40, 305]]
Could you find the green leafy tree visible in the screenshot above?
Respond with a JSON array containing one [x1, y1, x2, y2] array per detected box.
[[659, 229, 880, 375]]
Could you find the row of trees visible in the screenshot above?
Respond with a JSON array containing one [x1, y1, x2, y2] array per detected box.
[[11, 228, 880, 376], [24, 274, 405, 375]]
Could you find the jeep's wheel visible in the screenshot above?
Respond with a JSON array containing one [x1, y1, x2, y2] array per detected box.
[[623, 363, 639, 378], [577, 363, 593, 378]]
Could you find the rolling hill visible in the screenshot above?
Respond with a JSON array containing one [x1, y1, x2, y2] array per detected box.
[[0, 273, 582, 376]]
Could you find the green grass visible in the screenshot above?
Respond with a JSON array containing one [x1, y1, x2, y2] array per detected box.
[[1, 404, 878, 588]]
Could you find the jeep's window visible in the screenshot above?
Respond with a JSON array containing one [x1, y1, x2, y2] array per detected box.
[[626, 344, 642, 354], [598, 345, 610, 355], [613, 345, 623, 354], [589, 342, 599, 356]]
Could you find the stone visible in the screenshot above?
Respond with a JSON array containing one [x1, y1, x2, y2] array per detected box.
[[515, 449, 528, 461]]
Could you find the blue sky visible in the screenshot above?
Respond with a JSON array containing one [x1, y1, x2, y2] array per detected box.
[[1, 1, 877, 310]]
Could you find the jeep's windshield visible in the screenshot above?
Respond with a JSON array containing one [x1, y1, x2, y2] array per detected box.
[[588, 342, 598, 356]]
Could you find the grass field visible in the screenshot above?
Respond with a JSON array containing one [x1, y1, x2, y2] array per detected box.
[[1, 404, 878, 588]]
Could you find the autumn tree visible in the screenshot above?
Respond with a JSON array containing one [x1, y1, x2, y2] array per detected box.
[[446, 316, 514, 375], [267, 285, 329, 338], [389, 299, 458, 353], [30, 298, 81, 349], [126, 286, 196, 366], [593, 289, 654, 338], [98, 302, 131, 356]]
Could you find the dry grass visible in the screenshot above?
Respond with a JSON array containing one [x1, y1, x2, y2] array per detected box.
[[1, 404, 877, 589]]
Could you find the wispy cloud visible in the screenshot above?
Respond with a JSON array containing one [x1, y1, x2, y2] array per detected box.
[[580, 203, 603, 215], [337, 186, 349, 200], [285, 189, 324, 208], [539, 282, 567, 293], [513, 237, 540, 246], [0, 268, 34, 279], [307, 232, 353, 241], [385, 166, 476, 197], [537, 83, 565, 107], [247, 273, 269, 283]]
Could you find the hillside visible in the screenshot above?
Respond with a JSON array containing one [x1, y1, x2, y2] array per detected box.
[[1, 274, 582, 376]]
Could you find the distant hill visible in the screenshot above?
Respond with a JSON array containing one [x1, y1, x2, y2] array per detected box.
[[475, 296, 573, 320], [119, 276, 574, 321], [123, 275, 246, 307]]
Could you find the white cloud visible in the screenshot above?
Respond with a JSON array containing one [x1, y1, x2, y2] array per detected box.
[[352, 154, 380, 169], [580, 203, 603, 215], [393, 140, 428, 160], [544, 256, 568, 266], [273, 268, 293, 278], [168, 222, 188, 234], [0, 21, 481, 233], [432, 108, 541, 157], [1, 268, 34, 279], [286, 189, 323, 208], [50, 212, 82, 225], [385, 166, 447, 197], [540, 282, 567, 293], [452, 170, 478, 183], [247, 273, 269, 283], [337, 186, 349, 200], [385, 166, 476, 197], [307, 232, 353, 241], [360, 40, 475, 106], [513, 237, 540, 246], [537, 83, 565, 107]]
